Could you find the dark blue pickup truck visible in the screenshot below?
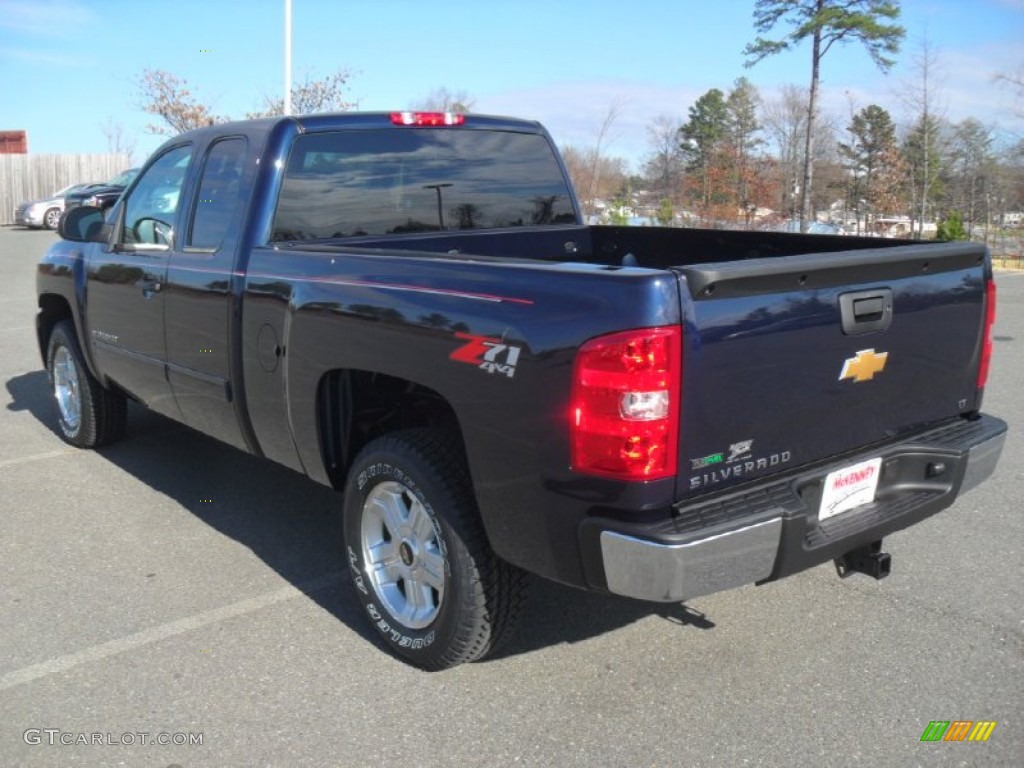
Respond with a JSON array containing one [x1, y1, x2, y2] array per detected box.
[[37, 112, 1006, 669]]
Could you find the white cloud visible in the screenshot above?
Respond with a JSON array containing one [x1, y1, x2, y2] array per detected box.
[[481, 80, 705, 171], [0, 0, 97, 38], [0, 46, 83, 66]]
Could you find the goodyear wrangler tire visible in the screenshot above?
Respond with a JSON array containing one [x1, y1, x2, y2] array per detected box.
[[343, 429, 525, 670], [45, 320, 126, 448]]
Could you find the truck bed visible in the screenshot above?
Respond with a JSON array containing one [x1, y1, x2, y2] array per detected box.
[[272, 223, 988, 500]]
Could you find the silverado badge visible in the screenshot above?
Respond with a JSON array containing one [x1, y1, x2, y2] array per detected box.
[[839, 349, 888, 383]]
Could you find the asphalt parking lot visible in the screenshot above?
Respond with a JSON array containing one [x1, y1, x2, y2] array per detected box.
[[1, 225, 1021, 767]]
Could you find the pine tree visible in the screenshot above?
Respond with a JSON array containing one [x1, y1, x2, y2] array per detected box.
[[679, 89, 730, 220], [838, 104, 903, 231], [744, 1, 905, 231]]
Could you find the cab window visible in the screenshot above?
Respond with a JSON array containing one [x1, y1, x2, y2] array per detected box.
[[188, 137, 247, 250]]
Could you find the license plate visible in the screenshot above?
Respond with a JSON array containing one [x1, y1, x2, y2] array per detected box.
[[818, 457, 883, 521]]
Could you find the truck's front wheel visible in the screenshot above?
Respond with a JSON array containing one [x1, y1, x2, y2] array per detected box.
[[342, 429, 524, 670], [45, 320, 126, 448]]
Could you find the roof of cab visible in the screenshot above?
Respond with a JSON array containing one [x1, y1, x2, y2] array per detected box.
[[169, 111, 545, 144]]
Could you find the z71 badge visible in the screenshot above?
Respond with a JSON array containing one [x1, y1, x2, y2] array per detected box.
[[449, 332, 522, 378]]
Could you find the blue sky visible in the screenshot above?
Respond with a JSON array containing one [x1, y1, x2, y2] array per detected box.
[[1, 0, 1021, 172]]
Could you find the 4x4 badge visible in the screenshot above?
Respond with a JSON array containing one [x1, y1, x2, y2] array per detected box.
[[839, 348, 888, 383], [450, 332, 522, 378]]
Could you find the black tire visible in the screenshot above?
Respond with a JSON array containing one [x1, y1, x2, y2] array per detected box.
[[45, 320, 126, 448], [43, 207, 61, 230], [342, 429, 526, 670]]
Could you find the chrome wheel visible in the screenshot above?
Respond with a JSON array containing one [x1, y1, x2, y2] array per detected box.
[[360, 481, 446, 629], [44, 207, 61, 230], [52, 345, 81, 432]]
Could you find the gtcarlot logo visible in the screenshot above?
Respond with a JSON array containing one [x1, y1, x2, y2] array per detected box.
[[23, 729, 204, 746], [920, 720, 997, 742]]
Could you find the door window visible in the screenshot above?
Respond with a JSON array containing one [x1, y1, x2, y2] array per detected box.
[[122, 145, 193, 247]]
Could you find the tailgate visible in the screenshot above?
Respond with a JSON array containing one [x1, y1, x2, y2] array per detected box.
[[674, 242, 989, 498]]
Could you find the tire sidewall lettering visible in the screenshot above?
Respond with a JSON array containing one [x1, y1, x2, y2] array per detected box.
[[364, 601, 436, 649]]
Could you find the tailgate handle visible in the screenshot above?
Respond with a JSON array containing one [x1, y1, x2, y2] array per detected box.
[[839, 289, 892, 335]]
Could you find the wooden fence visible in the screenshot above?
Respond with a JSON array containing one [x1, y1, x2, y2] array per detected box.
[[1, 154, 132, 225]]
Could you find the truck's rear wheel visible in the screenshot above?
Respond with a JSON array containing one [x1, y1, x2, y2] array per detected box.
[[342, 429, 524, 670], [45, 320, 126, 448]]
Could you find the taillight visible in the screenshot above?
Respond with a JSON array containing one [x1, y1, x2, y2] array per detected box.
[[389, 112, 465, 126], [571, 326, 681, 481], [977, 278, 996, 390]]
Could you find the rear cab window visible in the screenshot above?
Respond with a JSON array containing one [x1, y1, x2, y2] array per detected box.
[[271, 129, 576, 241]]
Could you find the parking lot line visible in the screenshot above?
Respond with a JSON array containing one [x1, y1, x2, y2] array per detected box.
[[0, 450, 76, 469], [0, 570, 346, 692]]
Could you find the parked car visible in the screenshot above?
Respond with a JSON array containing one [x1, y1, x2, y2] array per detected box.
[[63, 168, 139, 212], [14, 183, 101, 230], [775, 219, 846, 235]]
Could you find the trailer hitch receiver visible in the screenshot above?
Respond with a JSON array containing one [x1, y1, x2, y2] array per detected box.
[[835, 540, 891, 580]]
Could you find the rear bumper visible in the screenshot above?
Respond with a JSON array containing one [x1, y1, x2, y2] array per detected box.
[[586, 414, 1007, 602]]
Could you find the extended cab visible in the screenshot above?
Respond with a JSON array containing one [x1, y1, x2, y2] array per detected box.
[[37, 112, 1007, 670]]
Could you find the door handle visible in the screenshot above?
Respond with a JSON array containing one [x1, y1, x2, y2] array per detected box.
[[136, 277, 163, 297], [839, 289, 892, 335]]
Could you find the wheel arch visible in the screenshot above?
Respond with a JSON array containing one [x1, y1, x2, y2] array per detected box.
[[36, 293, 74, 368], [316, 368, 469, 492]]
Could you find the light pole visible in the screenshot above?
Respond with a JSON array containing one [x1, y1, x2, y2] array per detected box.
[[284, 0, 292, 115], [423, 183, 452, 230]]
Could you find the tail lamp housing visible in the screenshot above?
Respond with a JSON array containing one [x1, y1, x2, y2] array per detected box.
[[977, 277, 996, 392], [571, 326, 681, 481]]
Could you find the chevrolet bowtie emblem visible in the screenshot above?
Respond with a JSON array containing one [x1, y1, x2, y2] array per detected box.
[[839, 349, 888, 383]]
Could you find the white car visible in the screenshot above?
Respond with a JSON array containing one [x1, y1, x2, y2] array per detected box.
[[14, 183, 101, 230]]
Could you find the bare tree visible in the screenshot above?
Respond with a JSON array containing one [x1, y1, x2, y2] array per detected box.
[[744, 0, 905, 231], [945, 118, 995, 236], [561, 145, 629, 218], [413, 87, 476, 113], [584, 99, 626, 217], [249, 69, 356, 118], [899, 34, 947, 237], [762, 85, 810, 219], [642, 114, 685, 204], [994, 67, 1024, 121], [100, 117, 137, 164], [762, 85, 840, 222], [136, 69, 226, 135]]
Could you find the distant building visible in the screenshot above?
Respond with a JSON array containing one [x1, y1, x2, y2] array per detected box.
[[0, 131, 28, 154]]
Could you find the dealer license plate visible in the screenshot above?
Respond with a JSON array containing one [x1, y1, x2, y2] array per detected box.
[[818, 457, 883, 521]]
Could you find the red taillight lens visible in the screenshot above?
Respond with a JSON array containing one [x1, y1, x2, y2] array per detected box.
[[389, 111, 465, 126], [977, 278, 996, 390], [571, 326, 681, 481]]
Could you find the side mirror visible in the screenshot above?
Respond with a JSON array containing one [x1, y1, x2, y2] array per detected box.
[[58, 206, 107, 243]]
